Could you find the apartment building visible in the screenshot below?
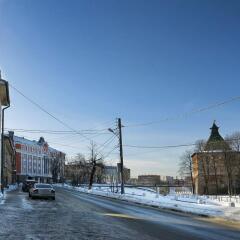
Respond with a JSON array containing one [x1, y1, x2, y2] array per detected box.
[[11, 132, 65, 183]]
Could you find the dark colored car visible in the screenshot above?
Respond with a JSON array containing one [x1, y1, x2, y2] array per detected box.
[[22, 180, 37, 192]]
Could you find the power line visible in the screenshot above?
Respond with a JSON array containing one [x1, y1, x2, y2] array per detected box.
[[97, 135, 117, 152], [5, 128, 110, 135], [9, 84, 94, 142], [124, 96, 240, 128], [48, 141, 82, 150], [8, 83, 118, 155], [124, 143, 195, 149], [124, 137, 240, 150], [9, 84, 116, 149], [102, 145, 119, 159]]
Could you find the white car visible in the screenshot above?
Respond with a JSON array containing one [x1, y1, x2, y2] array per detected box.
[[29, 183, 55, 200]]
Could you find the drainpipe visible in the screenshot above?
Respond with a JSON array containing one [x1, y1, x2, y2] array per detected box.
[[1, 104, 10, 194]]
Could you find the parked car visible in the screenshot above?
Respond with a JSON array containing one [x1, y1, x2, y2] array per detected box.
[[22, 180, 37, 192], [29, 183, 55, 200]]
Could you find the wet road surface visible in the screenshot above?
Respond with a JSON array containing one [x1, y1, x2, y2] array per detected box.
[[0, 187, 239, 240]]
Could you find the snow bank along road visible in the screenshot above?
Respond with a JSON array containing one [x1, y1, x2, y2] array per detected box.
[[0, 187, 239, 240]]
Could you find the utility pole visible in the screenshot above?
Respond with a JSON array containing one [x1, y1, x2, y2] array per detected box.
[[108, 118, 125, 194], [118, 118, 125, 194], [88, 142, 96, 190]]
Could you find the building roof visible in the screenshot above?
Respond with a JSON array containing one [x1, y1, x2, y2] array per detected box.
[[104, 166, 117, 169], [204, 121, 230, 151], [14, 136, 39, 146], [13, 135, 65, 155], [4, 135, 15, 153], [0, 76, 10, 106]]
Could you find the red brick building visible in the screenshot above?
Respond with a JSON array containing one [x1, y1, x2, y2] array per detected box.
[[192, 122, 240, 195], [10, 132, 65, 183]]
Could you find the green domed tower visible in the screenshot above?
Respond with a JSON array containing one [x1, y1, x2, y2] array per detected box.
[[205, 121, 230, 151]]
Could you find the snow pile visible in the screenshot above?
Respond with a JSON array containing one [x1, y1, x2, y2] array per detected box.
[[5, 184, 18, 192], [0, 183, 18, 201], [55, 184, 240, 221]]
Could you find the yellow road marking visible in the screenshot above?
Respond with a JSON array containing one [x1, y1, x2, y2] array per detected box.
[[102, 213, 143, 220], [194, 217, 240, 230]]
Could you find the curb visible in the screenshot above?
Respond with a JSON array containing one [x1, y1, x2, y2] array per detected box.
[[58, 186, 211, 218]]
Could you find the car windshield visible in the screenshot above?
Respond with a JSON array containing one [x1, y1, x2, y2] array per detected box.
[[35, 184, 52, 189]]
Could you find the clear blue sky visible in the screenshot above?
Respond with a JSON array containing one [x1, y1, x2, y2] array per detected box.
[[1, 0, 240, 177]]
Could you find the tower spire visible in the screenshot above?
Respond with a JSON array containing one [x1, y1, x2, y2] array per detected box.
[[205, 121, 230, 151]]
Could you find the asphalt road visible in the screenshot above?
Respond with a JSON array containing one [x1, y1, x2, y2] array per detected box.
[[0, 187, 239, 240]]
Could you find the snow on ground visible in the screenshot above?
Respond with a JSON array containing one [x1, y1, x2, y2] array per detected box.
[[55, 183, 240, 222], [5, 184, 18, 192], [0, 184, 18, 203]]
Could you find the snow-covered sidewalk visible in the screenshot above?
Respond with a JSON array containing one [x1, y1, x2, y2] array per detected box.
[[56, 183, 240, 222], [0, 184, 19, 202]]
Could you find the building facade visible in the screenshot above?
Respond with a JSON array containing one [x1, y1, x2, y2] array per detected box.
[[103, 166, 118, 184], [161, 176, 174, 184], [11, 133, 65, 183], [117, 163, 131, 183], [138, 175, 160, 185], [0, 74, 10, 190], [3, 135, 16, 186], [192, 122, 240, 195]]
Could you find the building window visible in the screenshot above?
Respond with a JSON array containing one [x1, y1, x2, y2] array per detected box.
[[28, 155, 32, 173], [23, 154, 27, 174], [33, 156, 37, 174], [38, 157, 41, 175]]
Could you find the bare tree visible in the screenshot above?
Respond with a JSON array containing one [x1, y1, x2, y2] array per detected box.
[[74, 154, 88, 185], [51, 157, 60, 183], [88, 142, 104, 190], [194, 139, 211, 194], [194, 139, 206, 152], [95, 161, 105, 183], [225, 132, 240, 151], [210, 154, 219, 195], [224, 132, 240, 195], [223, 150, 234, 195], [65, 153, 89, 185], [178, 150, 195, 194]]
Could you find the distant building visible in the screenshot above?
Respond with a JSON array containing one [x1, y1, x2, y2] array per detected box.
[[183, 176, 193, 186], [64, 160, 104, 185], [127, 178, 138, 185], [138, 175, 160, 185], [11, 132, 65, 183], [64, 161, 86, 184], [192, 122, 240, 195], [103, 166, 118, 184], [173, 178, 184, 186], [161, 176, 174, 184], [117, 163, 130, 183]]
